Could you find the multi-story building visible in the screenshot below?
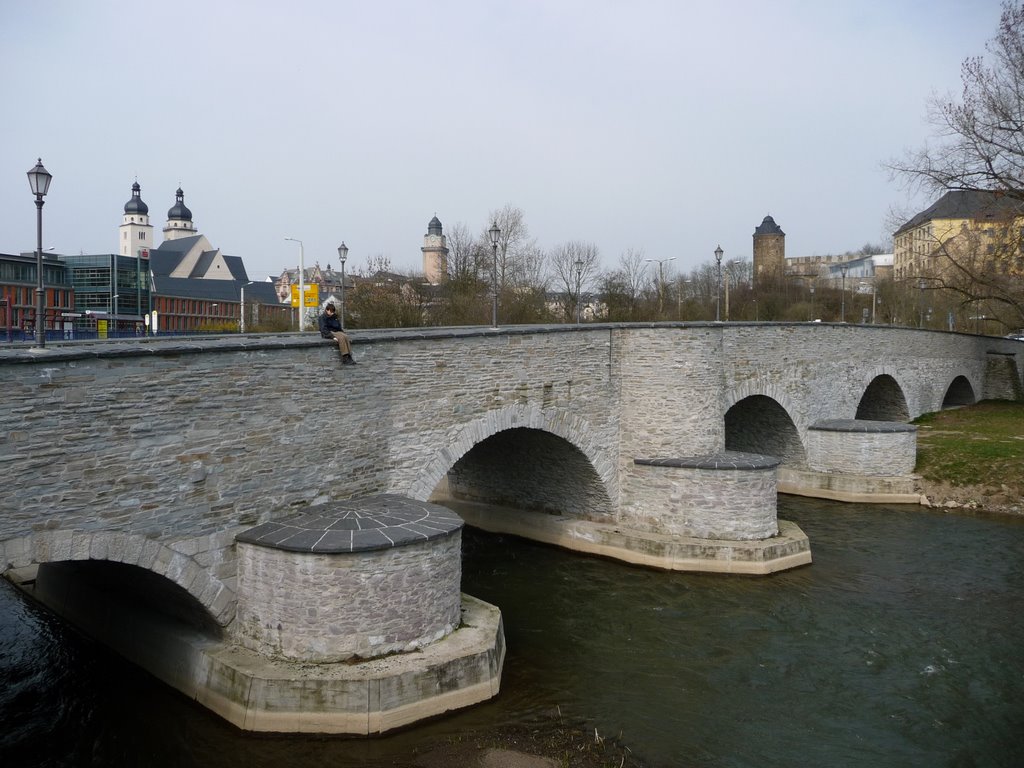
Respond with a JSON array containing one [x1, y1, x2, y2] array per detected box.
[[0, 251, 74, 340], [893, 190, 1024, 281]]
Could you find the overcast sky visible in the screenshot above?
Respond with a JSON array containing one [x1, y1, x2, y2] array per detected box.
[[0, 0, 1006, 282]]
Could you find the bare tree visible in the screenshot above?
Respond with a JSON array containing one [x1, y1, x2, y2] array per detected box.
[[445, 221, 486, 283], [890, 2, 1024, 198], [549, 241, 601, 321], [485, 204, 539, 292], [888, 1, 1024, 327]]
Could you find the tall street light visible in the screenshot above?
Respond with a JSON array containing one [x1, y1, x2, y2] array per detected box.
[[714, 245, 723, 321], [489, 222, 501, 327], [809, 284, 815, 321], [839, 263, 849, 322], [240, 281, 255, 333], [27, 159, 52, 349], [860, 281, 876, 324], [337, 242, 349, 327], [645, 256, 676, 318], [574, 257, 584, 324], [918, 278, 926, 328], [285, 237, 304, 331]]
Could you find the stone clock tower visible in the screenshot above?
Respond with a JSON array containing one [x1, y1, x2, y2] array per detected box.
[[422, 215, 448, 285]]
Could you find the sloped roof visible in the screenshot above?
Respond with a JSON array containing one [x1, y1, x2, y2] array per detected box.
[[152, 275, 284, 304], [150, 235, 204, 277], [894, 190, 1024, 236], [152, 276, 239, 301], [754, 215, 784, 236], [155, 235, 203, 254], [222, 255, 248, 281], [189, 250, 218, 278]]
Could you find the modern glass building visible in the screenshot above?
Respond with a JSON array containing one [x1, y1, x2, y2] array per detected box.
[[61, 252, 151, 336]]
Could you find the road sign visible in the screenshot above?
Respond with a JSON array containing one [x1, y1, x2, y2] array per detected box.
[[303, 283, 319, 307], [292, 283, 319, 308]]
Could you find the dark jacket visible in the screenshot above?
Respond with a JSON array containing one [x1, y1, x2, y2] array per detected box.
[[318, 311, 342, 339]]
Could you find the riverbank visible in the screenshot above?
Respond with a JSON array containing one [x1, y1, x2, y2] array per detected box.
[[407, 717, 647, 768], [912, 400, 1024, 516]]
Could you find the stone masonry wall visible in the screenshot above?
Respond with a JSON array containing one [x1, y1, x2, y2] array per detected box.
[[806, 426, 917, 476], [1, 325, 1019, 618], [606, 324, 1018, 531], [628, 463, 779, 540], [234, 534, 462, 662]]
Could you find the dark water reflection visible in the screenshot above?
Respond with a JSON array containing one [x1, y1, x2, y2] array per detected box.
[[2, 497, 1023, 767]]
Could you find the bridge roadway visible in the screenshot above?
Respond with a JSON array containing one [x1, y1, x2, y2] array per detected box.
[[0, 322, 1020, 730]]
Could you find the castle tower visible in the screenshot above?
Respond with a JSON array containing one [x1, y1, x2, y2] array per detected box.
[[421, 215, 448, 284], [163, 187, 197, 241], [119, 181, 153, 256], [753, 215, 785, 285]]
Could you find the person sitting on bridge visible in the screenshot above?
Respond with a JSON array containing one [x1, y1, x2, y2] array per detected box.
[[318, 302, 356, 365]]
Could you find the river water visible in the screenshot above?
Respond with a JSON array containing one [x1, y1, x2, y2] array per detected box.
[[2, 497, 1023, 767]]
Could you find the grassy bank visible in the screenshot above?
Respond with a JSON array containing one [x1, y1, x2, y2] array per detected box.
[[912, 400, 1024, 507]]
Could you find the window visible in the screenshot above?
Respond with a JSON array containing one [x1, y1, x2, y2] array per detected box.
[[123, 232, 127, 240]]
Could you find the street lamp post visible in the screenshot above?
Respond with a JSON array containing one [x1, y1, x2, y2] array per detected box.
[[645, 257, 676, 318], [489, 222, 501, 327], [337, 242, 349, 327], [918, 278, 926, 328], [27, 159, 52, 349], [574, 257, 584, 324], [714, 245, 723, 321], [111, 294, 120, 337], [809, 285, 815, 320], [860, 281, 877, 324], [285, 237, 304, 331], [839, 263, 849, 322], [240, 281, 255, 333]]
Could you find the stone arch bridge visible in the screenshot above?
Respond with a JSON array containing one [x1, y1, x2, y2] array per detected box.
[[0, 323, 1020, 731]]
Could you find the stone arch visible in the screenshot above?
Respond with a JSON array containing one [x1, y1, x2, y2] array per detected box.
[[856, 374, 911, 421], [724, 380, 809, 436], [0, 529, 235, 627], [724, 394, 807, 466], [942, 375, 977, 408], [407, 404, 617, 509]]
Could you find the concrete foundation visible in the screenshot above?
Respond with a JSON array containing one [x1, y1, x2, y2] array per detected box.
[[444, 499, 811, 575], [778, 467, 923, 504]]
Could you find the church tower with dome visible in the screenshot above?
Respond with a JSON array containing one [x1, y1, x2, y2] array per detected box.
[[163, 187, 197, 241], [119, 181, 154, 256], [421, 215, 449, 284]]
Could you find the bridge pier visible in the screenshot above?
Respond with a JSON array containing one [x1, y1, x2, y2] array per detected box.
[[445, 451, 812, 575], [779, 420, 922, 504], [7, 496, 505, 736]]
